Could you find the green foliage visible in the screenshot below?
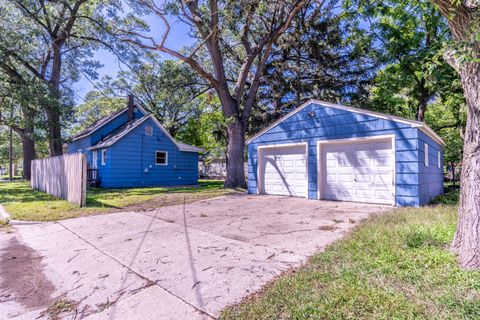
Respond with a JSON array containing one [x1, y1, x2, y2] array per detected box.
[[349, 0, 458, 119], [425, 99, 466, 164], [93, 55, 209, 136], [0, 126, 22, 168], [176, 95, 226, 158], [253, 0, 379, 133], [70, 92, 125, 135]]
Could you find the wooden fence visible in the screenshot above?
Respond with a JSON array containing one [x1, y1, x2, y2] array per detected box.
[[31, 153, 87, 206]]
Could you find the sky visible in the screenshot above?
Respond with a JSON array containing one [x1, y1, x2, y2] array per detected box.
[[72, 15, 195, 103]]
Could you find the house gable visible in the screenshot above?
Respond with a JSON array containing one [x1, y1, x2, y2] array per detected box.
[[247, 101, 444, 207], [247, 100, 445, 147], [98, 117, 199, 188]]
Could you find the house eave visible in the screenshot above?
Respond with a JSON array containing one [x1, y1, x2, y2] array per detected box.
[[246, 99, 446, 147]]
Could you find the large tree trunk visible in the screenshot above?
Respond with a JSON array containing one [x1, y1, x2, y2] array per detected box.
[[45, 106, 63, 156], [46, 45, 64, 156], [451, 62, 480, 269], [224, 119, 247, 189], [416, 78, 428, 122], [21, 133, 35, 180]]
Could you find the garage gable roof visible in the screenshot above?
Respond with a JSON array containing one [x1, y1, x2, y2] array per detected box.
[[246, 99, 446, 147]]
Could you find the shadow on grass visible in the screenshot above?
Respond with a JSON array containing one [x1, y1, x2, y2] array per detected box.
[[430, 188, 460, 206]]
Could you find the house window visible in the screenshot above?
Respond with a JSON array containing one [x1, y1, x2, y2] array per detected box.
[[424, 143, 429, 167], [92, 150, 98, 169], [145, 125, 153, 136], [438, 151, 441, 169], [155, 151, 168, 165], [101, 149, 107, 165]]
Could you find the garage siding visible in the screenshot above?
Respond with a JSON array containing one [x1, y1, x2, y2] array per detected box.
[[417, 130, 444, 204], [247, 102, 434, 206]]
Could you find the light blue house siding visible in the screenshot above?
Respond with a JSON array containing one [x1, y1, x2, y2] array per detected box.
[[247, 101, 444, 207], [98, 118, 198, 188]]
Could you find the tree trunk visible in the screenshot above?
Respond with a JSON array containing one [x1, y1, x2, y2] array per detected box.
[[21, 134, 35, 180], [224, 120, 247, 189], [451, 161, 455, 188], [46, 44, 64, 156], [8, 120, 13, 181], [45, 106, 63, 156], [416, 79, 428, 122], [451, 62, 480, 269]]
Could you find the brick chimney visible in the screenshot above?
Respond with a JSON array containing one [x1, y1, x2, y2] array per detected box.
[[127, 94, 134, 122]]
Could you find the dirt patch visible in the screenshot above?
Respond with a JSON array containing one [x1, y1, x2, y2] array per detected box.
[[0, 237, 55, 309], [123, 191, 238, 212]]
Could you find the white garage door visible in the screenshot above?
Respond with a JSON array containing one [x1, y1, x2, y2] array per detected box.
[[260, 144, 307, 197], [320, 139, 394, 204]]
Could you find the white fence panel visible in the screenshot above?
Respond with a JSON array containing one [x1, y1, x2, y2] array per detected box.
[[31, 153, 87, 206]]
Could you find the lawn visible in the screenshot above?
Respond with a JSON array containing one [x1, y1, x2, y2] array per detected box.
[[0, 180, 240, 221], [222, 190, 480, 320]]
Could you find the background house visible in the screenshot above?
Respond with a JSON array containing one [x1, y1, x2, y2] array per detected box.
[[247, 100, 445, 207], [67, 97, 203, 188]]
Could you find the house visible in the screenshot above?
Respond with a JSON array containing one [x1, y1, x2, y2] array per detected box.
[[246, 100, 445, 207], [67, 97, 203, 188]]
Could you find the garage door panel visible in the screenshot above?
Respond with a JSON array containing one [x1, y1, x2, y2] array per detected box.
[[325, 188, 353, 199], [321, 138, 394, 205], [355, 189, 372, 199], [261, 145, 307, 197]]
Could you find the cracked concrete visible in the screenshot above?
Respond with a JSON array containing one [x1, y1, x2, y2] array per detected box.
[[0, 194, 391, 319]]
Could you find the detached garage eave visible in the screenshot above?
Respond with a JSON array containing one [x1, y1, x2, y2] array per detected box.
[[246, 99, 446, 148]]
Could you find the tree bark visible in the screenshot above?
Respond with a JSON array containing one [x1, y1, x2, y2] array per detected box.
[[416, 79, 428, 122], [225, 119, 247, 189], [451, 62, 480, 269], [46, 44, 64, 156], [21, 132, 35, 180]]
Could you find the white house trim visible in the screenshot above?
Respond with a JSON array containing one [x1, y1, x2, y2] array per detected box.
[[72, 104, 150, 142], [316, 134, 396, 206], [149, 116, 204, 153], [246, 99, 445, 147], [256, 142, 309, 199], [89, 116, 152, 150], [155, 150, 168, 166]]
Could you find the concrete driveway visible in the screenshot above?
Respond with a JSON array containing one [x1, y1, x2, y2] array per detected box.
[[0, 194, 390, 319]]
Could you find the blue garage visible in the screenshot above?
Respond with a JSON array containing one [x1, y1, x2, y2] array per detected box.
[[247, 100, 445, 207]]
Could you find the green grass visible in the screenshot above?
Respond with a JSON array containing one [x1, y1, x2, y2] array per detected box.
[[222, 190, 480, 320], [0, 180, 238, 221]]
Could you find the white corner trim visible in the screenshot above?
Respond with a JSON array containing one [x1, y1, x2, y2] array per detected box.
[[246, 99, 445, 147], [316, 134, 396, 206], [256, 142, 309, 199]]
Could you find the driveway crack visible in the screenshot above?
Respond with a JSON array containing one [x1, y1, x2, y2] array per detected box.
[[57, 221, 215, 319]]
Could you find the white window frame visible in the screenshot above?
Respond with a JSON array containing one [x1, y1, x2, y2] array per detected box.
[[438, 151, 441, 169], [92, 150, 98, 169], [424, 143, 429, 167], [145, 125, 153, 136], [101, 149, 107, 166], [155, 151, 168, 166]]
